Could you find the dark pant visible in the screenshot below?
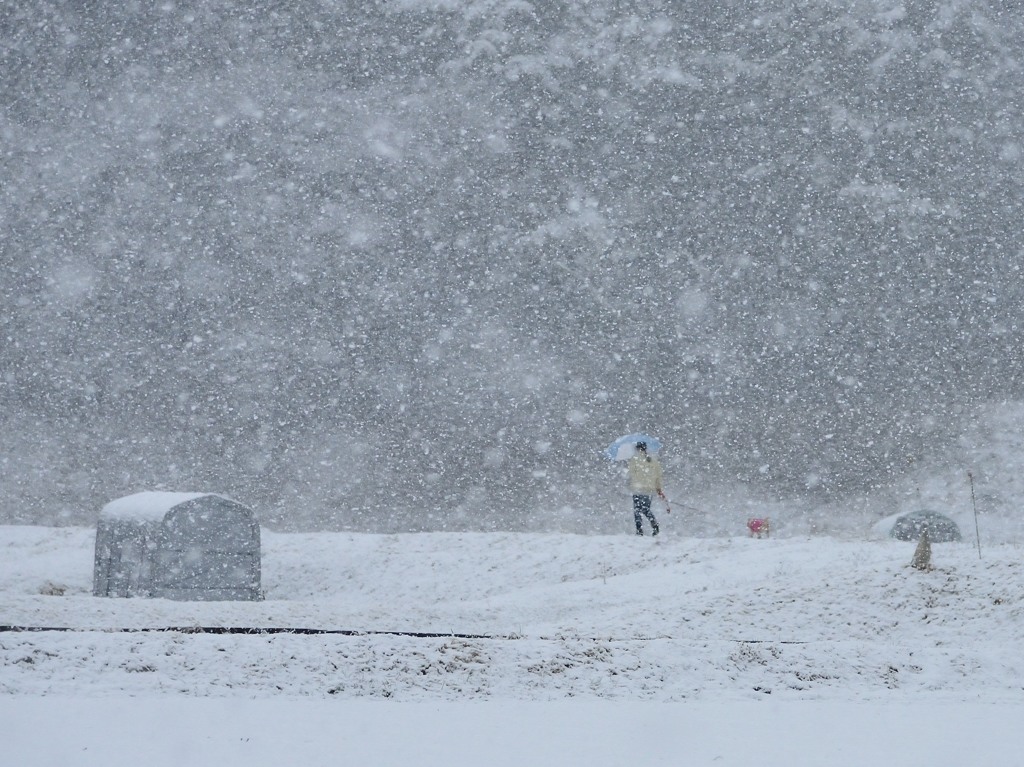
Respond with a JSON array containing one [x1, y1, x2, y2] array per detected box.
[[633, 494, 659, 535]]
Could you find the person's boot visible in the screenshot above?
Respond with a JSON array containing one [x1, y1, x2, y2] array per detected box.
[[635, 528, 644, 535], [652, 524, 660, 536]]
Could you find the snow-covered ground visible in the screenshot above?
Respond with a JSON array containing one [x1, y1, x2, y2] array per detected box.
[[3, 524, 1024, 764]]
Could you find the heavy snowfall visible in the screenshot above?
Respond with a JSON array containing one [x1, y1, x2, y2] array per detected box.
[[4, 1, 1024, 763], [5, 1, 1024, 530]]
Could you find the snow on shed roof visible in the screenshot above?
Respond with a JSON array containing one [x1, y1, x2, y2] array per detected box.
[[100, 491, 215, 522]]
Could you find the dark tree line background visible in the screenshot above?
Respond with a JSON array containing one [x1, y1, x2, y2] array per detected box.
[[2, 0, 1022, 530]]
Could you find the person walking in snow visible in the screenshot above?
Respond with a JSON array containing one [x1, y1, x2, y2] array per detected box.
[[627, 442, 663, 536]]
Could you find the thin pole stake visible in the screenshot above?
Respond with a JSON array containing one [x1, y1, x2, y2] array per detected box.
[[968, 471, 982, 560]]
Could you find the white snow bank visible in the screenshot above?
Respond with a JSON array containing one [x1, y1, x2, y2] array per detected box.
[[4, 526, 1024, 765], [2, 526, 1023, 703]]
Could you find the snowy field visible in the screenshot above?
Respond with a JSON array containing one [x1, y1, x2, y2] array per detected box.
[[3, 525, 1024, 765]]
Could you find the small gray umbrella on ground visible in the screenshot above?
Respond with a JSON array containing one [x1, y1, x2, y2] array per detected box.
[[889, 510, 962, 543]]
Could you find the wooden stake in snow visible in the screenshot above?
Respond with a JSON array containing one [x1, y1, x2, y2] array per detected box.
[[911, 529, 932, 571]]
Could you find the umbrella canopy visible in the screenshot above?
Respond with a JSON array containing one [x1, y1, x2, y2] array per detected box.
[[888, 510, 962, 543], [606, 433, 663, 461]]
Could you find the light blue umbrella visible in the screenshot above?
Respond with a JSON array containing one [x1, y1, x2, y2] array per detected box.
[[606, 433, 663, 461]]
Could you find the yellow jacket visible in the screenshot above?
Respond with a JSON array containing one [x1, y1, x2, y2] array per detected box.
[[627, 455, 663, 494]]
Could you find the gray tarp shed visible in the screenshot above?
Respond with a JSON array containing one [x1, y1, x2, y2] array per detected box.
[[93, 491, 262, 601]]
